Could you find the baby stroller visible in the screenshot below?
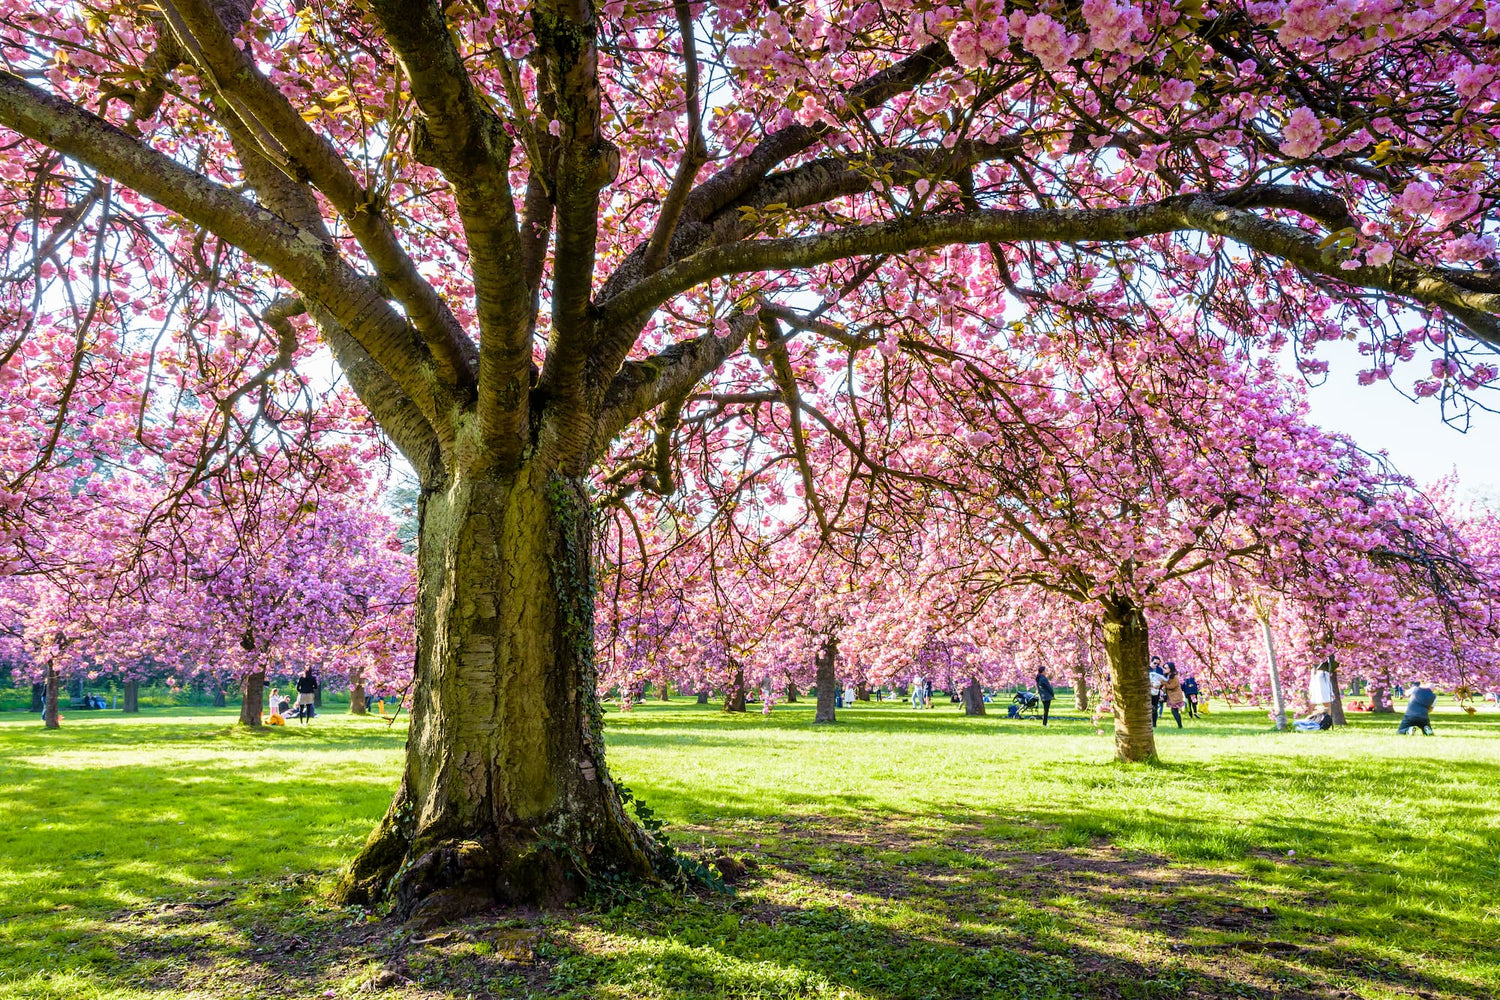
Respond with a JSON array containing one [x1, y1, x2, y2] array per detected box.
[[1007, 690, 1041, 719]]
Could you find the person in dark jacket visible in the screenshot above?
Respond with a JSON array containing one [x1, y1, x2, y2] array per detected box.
[[1035, 666, 1055, 726], [1181, 674, 1201, 718], [294, 667, 318, 724], [1398, 681, 1436, 735]]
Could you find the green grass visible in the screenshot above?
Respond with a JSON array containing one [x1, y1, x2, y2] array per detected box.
[[2, 699, 1497, 999]]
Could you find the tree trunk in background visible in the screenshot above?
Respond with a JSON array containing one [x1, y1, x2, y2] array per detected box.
[[1327, 657, 1347, 726], [213, 687, 227, 708], [30, 682, 44, 712], [43, 664, 59, 729], [313, 679, 323, 708], [696, 688, 709, 705], [123, 679, 139, 713], [1074, 630, 1091, 711], [1101, 596, 1156, 763], [813, 638, 838, 724], [240, 671, 266, 727], [658, 681, 670, 701], [856, 681, 870, 701], [1370, 684, 1394, 713], [724, 665, 746, 712], [335, 471, 659, 920], [784, 678, 797, 703], [350, 675, 367, 715], [961, 678, 986, 716]]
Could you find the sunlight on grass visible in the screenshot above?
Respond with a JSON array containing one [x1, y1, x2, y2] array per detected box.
[[2, 700, 1498, 999]]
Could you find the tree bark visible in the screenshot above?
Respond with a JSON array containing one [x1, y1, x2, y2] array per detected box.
[[1074, 631, 1091, 712], [784, 677, 797, 703], [696, 688, 709, 705], [813, 637, 837, 724], [960, 678, 986, 716], [724, 664, 746, 712], [313, 679, 323, 708], [212, 686, 227, 708], [43, 664, 59, 729], [658, 680, 670, 701], [1101, 596, 1157, 763], [856, 680, 870, 702], [123, 679, 139, 713], [240, 671, 266, 727], [334, 469, 658, 921], [350, 674, 367, 715], [30, 682, 44, 713], [1370, 683, 1394, 713], [1326, 657, 1347, 727]]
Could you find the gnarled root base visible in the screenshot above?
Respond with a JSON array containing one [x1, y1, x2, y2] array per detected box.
[[335, 804, 664, 926]]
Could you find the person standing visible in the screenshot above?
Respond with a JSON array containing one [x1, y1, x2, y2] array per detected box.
[[1149, 656, 1167, 726], [1161, 664, 1186, 729], [842, 680, 857, 708], [1398, 681, 1436, 735], [294, 667, 318, 724], [1308, 661, 1336, 713], [910, 677, 923, 710], [1181, 674, 1201, 719], [1035, 665, 1055, 727]]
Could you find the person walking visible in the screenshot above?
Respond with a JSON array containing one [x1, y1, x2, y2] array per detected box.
[[294, 667, 318, 724], [1149, 656, 1167, 726], [1035, 665, 1055, 727], [1181, 674, 1201, 719], [1161, 664, 1186, 729], [911, 677, 923, 710], [1398, 681, 1436, 735]]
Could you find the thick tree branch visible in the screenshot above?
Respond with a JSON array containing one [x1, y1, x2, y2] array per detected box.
[[366, 0, 534, 468], [162, 0, 479, 392], [758, 314, 830, 539], [0, 71, 457, 447], [592, 311, 758, 455], [598, 194, 1500, 347]]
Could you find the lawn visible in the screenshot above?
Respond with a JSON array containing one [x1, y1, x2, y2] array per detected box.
[[1, 699, 1496, 1000]]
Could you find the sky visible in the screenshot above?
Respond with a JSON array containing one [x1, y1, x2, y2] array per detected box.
[[1294, 344, 1500, 503]]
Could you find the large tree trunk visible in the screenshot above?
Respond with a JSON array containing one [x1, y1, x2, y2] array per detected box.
[[696, 688, 709, 705], [724, 664, 746, 712], [212, 686, 227, 708], [30, 682, 44, 713], [350, 674, 367, 715], [335, 470, 658, 921], [123, 679, 139, 713], [960, 678, 986, 716], [856, 680, 870, 702], [1101, 596, 1157, 763], [43, 664, 59, 729], [813, 638, 837, 724], [240, 671, 265, 727]]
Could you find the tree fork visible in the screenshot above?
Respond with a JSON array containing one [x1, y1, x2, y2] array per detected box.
[[334, 466, 661, 920]]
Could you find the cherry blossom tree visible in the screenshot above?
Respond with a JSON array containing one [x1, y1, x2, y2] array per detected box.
[[3, 0, 1499, 914]]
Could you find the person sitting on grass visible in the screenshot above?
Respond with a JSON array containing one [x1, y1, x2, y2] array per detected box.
[[1035, 665, 1054, 727], [1398, 681, 1436, 736]]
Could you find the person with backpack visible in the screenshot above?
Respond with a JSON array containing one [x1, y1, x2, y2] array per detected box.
[[294, 667, 318, 724], [1181, 674, 1201, 718], [1035, 665, 1055, 726]]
